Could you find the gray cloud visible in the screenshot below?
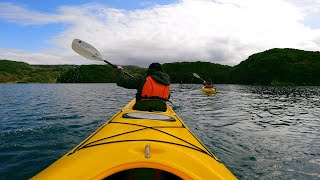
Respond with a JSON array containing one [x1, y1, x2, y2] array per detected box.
[[0, 0, 320, 66]]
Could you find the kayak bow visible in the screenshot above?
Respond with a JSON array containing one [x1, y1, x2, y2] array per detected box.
[[202, 86, 217, 95], [32, 99, 236, 180]]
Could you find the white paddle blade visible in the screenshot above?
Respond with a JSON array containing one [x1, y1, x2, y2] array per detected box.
[[193, 73, 200, 79], [72, 39, 104, 61]]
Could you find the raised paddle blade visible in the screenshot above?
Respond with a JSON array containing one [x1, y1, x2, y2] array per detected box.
[[72, 39, 103, 61], [193, 73, 206, 83], [193, 73, 201, 79], [71, 39, 134, 78]]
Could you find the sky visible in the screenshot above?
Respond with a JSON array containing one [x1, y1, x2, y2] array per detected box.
[[0, 0, 320, 67]]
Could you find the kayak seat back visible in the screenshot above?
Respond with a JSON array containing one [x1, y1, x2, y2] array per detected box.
[[133, 99, 167, 112]]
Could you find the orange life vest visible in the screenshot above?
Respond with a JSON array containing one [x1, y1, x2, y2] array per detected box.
[[141, 76, 170, 100]]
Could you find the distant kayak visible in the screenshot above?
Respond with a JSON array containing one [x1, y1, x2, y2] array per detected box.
[[202, 86, 217, 95], [32, 99, 236, 180]]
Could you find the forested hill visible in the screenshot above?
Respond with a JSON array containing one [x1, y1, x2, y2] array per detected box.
[[0, 60, 75, 83], [1, 48, 320, 85], [163, 62, 232, 84], [230, 48, 320, 85]]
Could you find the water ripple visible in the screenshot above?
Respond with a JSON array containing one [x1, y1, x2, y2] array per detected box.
[[0, 84, 319, 179]]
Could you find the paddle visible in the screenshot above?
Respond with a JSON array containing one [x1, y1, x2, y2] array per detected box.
[[193, 73, 206, 84], [71, 39, 133, 78]]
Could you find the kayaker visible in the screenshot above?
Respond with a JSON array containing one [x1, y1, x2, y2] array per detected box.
[[116, 62, 170, 112], [203, 79, 213, 88]]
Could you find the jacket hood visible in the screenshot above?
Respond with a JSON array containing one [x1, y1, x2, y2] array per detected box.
[[146, 69, 170, 85]]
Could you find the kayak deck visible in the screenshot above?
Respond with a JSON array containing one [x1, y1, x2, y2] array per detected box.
[[202, 86, 216, 95], [32, 99, 236, 180]]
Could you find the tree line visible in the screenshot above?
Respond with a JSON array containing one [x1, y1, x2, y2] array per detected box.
[[1, 48, 320, 85]]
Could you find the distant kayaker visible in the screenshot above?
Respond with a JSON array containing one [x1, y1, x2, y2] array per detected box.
[[116, 62, 170, 112], [203, 79, 213, 88]]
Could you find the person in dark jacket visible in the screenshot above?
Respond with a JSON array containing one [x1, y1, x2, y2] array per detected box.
[[203, 79, 213, 88], [116, 62, 170, 112]]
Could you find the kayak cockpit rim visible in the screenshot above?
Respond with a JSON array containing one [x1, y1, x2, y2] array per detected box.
[[103, 168, 182, 180], [92, 162, 194, 180]]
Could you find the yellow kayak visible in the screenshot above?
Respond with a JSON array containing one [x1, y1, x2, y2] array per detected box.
[[202, 86, 216, 95], [32, 99, 236, 180]]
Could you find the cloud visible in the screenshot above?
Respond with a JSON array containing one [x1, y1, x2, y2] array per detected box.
[[0, 48, 95, 65], [0, 0, 320, 66], [287, 0, 320, 13], [0, 2, 61, 25]]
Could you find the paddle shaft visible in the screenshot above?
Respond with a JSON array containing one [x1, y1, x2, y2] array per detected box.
[[103, 60, 117, 68], [102, 60, 134, 78]]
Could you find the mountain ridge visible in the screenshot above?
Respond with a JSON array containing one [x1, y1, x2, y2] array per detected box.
[[1, 48, 319, 85]]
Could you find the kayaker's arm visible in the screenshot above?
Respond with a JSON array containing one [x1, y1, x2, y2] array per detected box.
[[116, 66, 142, 89]]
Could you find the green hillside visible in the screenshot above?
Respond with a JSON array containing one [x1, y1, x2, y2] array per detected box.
[[0, 60, 74, 83], [56, 62, 231, 84], [56, 65, 146, 83], [163, 61, 232, 84], [1, 48, 320, 85], [230, 48, 320, 85]]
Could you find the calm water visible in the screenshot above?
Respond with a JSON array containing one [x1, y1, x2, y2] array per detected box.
[[0, 84, 319, 180]]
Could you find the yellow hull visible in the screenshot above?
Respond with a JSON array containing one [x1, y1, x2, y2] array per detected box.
[[32, 100, 236, 180], [202, 86, 216, 95]]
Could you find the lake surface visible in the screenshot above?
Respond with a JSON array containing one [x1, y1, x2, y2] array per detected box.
[[0, 84, 319, 180]]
